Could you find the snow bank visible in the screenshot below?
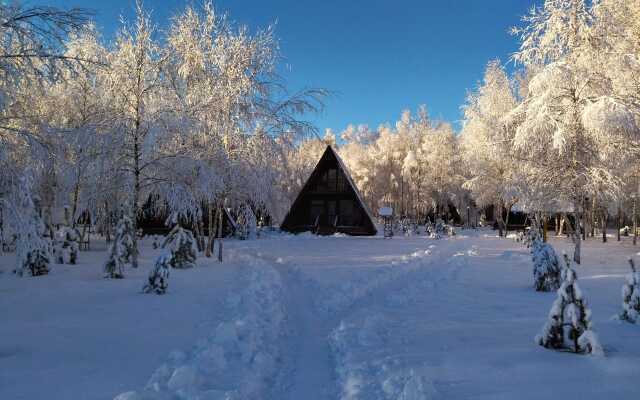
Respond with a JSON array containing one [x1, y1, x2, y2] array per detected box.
[[115, 252, 286, 399]]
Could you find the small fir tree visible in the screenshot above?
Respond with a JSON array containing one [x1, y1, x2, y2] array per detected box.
[[103, 213, 135, 279], [8, 177, 51, 277], [619, 258, 640, 323], [536, 253, 603, 355], [54, 226, 80, 265], [142, 251, 171, 294], [531, 240, 561, 292], [236, 204, 257, 240], [162, 226, 197, 269]]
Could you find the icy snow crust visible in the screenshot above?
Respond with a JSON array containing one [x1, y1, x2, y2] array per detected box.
[[2, 230, 640, 399]]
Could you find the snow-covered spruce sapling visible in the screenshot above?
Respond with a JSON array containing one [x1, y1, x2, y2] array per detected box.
[[162, 226, 197, 269], [536, 253, 603, 355], [103, 214, 135, 279], [142, 251, 171, 294], [236, 204, 257, 240], [9, 179, 51, 277], [531, 240, 561, 292], [619, 258, 640, 323], [54, 226, 80, 265]]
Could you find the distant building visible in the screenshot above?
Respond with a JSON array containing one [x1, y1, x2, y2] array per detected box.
[[281, 145, 377, 236]]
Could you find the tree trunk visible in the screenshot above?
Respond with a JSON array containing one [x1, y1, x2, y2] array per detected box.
[[496, 202, 504, 237], [575, 212, 582, 265], [602, 211, 607, 243], [205, 203, 214, 257], [617, 205, 622, 242], [193, 216, 203, 252], [634, 196, 637, 246], [504, 204, 512, 238], [217, 204, 224, 262], [131, 127, 141, 269], [543, 216, 548, 243]]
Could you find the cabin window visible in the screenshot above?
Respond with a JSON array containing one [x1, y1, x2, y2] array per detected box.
[[327, 200, 337, 224], [337, 172, 347, 192], [327, 169, 337, 191], [339, 199, 354, 225], [310, 200, 324, 225]]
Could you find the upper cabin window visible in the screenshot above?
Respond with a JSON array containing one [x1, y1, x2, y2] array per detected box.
[[314, 168, 346, 193]]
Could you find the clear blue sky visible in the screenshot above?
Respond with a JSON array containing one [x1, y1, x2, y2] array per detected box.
[[38, 0, 537, 133]]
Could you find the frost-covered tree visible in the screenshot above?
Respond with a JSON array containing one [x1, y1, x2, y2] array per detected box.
[[236, 203, 257, 240], [142, 251, 171, 294], [2, 176, 51, 277], [510, 0, 640, 264], [531, 239, 561, 292], [461, 60, 519, 236], [104, 1, 167, 269], [103, 213, 135, 279], [536, 253, 603, 355], [54, 225, 80, 265], [619, 257, 640, 323], [162, 225, 197, 269]]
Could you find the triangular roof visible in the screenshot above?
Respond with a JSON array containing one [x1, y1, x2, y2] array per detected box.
[[281, 145, 377, 236]]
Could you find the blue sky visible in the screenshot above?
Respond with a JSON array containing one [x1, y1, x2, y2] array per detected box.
[[39, 0, 537, 133]]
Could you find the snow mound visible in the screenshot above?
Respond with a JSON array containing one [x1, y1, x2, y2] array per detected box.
[[115, 253, 286, 399]]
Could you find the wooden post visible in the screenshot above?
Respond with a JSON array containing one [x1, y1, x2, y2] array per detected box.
[[543, 216, 548, 243]]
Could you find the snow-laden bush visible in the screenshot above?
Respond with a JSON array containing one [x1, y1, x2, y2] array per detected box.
[[236, 204, 257, 240], [523, 226, 540, 249], [426, 219, 453, 239], [619, 258, 640, 323], [531, 240, 561, 292], [54, 226, 80, 265], [152, 235, 160, 249], [162, 226, 197, 269], [536, 253, 603, 355], [143, 251, 171, 295], [5, 177, 51, 277], [103, 214, 135, 279]]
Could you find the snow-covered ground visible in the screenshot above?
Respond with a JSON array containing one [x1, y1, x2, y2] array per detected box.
[[2, 229, 640, 399]]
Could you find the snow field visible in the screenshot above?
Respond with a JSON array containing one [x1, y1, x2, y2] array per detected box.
[[115, 250, 287, 400], [3, 230, 640, 400]]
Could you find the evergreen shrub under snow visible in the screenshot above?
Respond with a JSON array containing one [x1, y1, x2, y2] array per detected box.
[[531, 240, 561, 292], [619, 258, 640, 323], [103, 214, 135, 279], [162, 226, 197, 269], [54, 226, 80, 265], [7, 177, 51, 277], [236, 204, 257, 240], [536, 253, 603, 355], [142, 251, 171, 294]]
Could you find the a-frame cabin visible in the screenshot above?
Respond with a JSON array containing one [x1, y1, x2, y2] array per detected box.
[[281, 145, 377, 236]]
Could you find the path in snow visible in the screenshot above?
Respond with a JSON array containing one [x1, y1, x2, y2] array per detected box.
[[260, 236, 466, 400], [277, 266, 336, 400]]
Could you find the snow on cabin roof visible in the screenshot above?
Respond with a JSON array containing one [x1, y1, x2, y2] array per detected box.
[[328, 145, 378, 225]]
